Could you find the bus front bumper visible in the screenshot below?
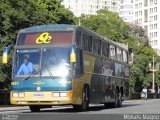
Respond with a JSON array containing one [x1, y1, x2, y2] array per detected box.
[[10, 91, 72, 105]]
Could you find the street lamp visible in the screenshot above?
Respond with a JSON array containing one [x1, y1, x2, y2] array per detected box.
[[149, 55, 159, 93]]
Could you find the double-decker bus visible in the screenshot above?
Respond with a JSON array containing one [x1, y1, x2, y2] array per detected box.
[[3, 24, 129, 112]]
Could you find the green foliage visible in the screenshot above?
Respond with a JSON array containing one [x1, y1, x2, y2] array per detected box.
[[80, 9, 160, 93], [0, 0, 75, 87]]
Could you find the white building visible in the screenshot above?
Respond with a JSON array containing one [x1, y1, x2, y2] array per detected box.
[[134, 0, 160, 54], [62, 0, 160, 54], [119, 0, 134, 23], [61, 0, 121, 17]]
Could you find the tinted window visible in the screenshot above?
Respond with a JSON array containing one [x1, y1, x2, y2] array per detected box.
[[76, 31, 82, 47], [83, 33, 92, 52], [75, 49, 83, 76], [93, 38, 101, 55], [102, 42, 109, 57]]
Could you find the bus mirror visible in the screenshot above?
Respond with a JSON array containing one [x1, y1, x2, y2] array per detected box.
[[2, 45, 12, 64], [70, 47, 76, 63]]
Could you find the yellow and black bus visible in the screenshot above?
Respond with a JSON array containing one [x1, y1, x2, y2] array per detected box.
[[3, 24, 129, 112]]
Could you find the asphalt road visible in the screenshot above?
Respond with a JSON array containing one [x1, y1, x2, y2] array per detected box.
[[0, 99, 160, 120]]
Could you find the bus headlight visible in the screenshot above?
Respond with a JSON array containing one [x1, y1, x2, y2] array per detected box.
[[12, 92, 25, 98], [19, 92, 25, 98], [52, 92, 59, 97], [13, 92, 19, 98], [60, 92, 67, 97]]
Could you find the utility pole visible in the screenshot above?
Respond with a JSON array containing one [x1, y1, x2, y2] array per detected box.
[[152, 55, 155, 93]]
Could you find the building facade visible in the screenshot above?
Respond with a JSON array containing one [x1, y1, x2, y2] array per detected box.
[[62, 0, 160, 54], [119, 0, 134, 23], [61, 0, 121, 17], [134, 0, 159, 54]]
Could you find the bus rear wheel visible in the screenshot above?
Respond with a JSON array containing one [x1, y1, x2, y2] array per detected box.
[[113, 89, 119, 108], [29, 105, 40, 112], [118, 92, 122, 107]]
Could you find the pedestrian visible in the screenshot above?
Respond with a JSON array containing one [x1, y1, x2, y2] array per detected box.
[[141, 87, 147, 100]]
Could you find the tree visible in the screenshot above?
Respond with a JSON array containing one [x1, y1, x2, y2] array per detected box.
[[0, 0, 76, 87], [79, 9, 160, 93]]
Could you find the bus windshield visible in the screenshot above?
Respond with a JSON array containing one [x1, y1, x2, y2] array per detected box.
[[14, 47, 71, 78], [41, 47, 71, 77], [14, 49, 41, 77]]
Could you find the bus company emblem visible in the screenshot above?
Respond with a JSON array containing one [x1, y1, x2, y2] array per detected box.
[[36, 32, 52, 44], [34, 81, 45, 85]]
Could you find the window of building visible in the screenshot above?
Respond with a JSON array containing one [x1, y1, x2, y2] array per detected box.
[[154, 15, 157, 21], [154, 0, 157, 4], [154, 23, 157, 29], [150, 0, 154, 5], [135, 12, 138, 17], [154, 32, 157, 37], [144, 9, 148, 22], [154, 7, 157, 13], [144, 0, 148, 7], [135, 4, 138, 9]]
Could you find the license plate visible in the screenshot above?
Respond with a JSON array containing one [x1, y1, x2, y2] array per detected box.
[[33, 92, 44, 97]]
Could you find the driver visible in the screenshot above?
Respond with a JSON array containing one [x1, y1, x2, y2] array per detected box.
[[17, 55, 33, 75]]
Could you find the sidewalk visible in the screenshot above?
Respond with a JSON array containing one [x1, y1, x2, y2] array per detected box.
[[0, 106, 28, 112], [124, 98, 160, 103]]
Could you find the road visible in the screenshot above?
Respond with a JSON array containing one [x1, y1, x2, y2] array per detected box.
[[0, 99, 160, 120]]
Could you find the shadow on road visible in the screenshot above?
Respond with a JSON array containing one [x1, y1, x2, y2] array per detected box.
[[22, 102, 142, 113]]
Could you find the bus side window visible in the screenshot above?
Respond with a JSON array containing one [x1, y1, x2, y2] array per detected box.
[[102, 42, 109, 57], [76, 31, 82, 47], [93, 38, 101, 55], [83, 33, 92, 52], [75, 49, 83, 76], [117, 47, 123, 62], [123, 50, 128, 63], [109, 45, 116, 60]]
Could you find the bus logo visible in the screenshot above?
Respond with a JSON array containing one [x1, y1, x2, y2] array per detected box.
[[34, 81, 45, 85], [36, 32, 52, 44]]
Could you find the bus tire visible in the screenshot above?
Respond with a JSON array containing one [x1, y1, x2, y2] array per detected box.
[[118, 92, 122, 107], [104, 103, 112, 108], [29, 105, 40, 112], [73, 86, 89, 111], [81, 86, 89, 111], [113, 89, 119, 108]]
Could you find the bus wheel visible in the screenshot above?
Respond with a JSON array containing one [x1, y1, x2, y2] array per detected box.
[[118, 92, 122, 107], [81, 87, 89, 111], [73, 87, 89, 111], [114, 89, 119, 108], [29, 105, 40, 112], [104, 103, 112, 108]]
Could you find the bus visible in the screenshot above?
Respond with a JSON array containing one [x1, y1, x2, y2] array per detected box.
[[2, 24, 129, 112]]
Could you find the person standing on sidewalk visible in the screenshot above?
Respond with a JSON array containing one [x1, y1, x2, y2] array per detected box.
[[141, 87, 147, 100]]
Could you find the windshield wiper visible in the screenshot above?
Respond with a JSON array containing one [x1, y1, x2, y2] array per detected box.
[[43, 64, 54, 78], [23, 70, 41, 81]]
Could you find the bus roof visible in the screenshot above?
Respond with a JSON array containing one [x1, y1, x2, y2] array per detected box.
[[19, 24, 128, 50], [20, 24, 77, 33]]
